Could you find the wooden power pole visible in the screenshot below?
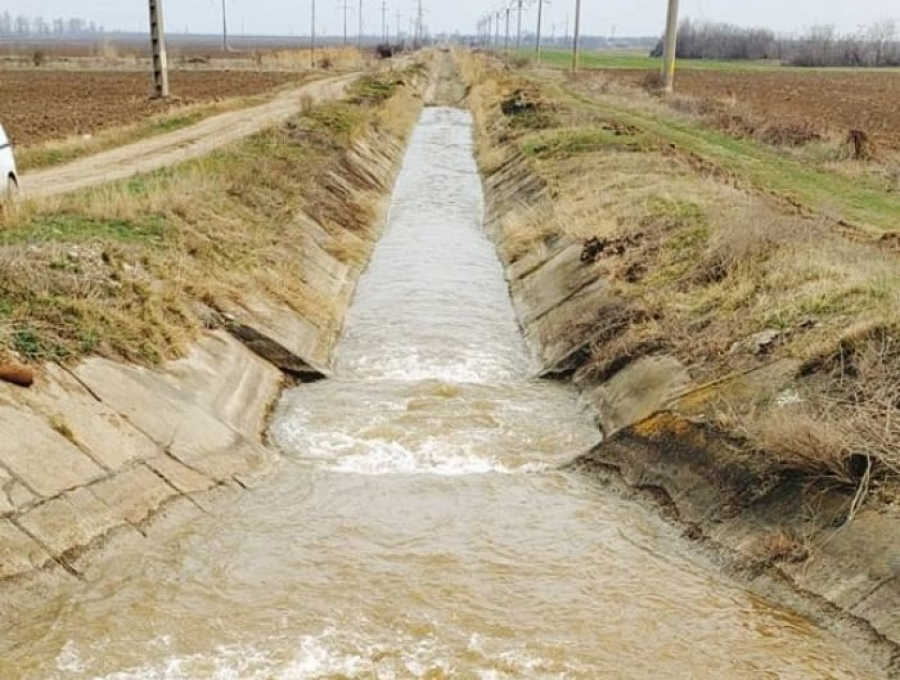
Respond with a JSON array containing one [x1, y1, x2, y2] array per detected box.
[[148, 0, 169, 98], [535, 0, 545, 64], [661, 0, 680, 93]]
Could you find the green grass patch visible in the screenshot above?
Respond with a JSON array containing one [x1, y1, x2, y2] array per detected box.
[[531, 49, 900, 74], [0, 213, 170, 247], [520, 127, 648, 158], [564, 89, 900, 234], [533, 49, 784, 72]]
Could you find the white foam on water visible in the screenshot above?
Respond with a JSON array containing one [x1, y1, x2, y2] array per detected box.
[[328, 439, 549, 476], [56, 641, 88, 674], [277, 425, 548, 476], [71, 628, 583, 680]]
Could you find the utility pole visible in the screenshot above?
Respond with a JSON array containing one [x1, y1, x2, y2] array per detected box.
[[220, 0, 228, 50], [494, 10, 501, 50], [341, 0, 350, 45], [535, 0, 544, 64], [381, 1, 388, 43], [415, 0, 423, 48], [148, 0, 169, 98], [661, 0, 680, 93], [358, 0, 363, 50], [515, 0, 524, 54], [572, 0, 582, 73], [504, 6, 511, 58], [311, 0, 317, 68]]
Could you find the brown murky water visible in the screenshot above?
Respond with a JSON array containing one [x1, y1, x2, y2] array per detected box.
[[0, 108, 886, 679]]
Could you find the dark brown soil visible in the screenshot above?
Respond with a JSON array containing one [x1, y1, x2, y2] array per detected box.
[[0, 70, 302, 147], [605, 69, 900, 152]]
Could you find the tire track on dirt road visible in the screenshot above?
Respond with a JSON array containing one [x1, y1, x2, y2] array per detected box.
[[21, 73, 360, 200]]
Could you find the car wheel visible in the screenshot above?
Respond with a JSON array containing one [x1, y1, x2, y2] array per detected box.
[[5, 175, 18, 205]]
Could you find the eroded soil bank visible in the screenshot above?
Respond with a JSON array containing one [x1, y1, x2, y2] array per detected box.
[[0, 61, 428, 630], [460, 51, 900, 674]]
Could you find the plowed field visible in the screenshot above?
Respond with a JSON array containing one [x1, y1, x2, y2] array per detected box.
[[606, 69, 900, 152], [0, 70, 302, 147]]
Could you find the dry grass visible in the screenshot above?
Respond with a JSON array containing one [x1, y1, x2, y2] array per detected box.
[[463, 51, 900, 487], [0, 68, 423, 366], [258, 47, 363, 71]]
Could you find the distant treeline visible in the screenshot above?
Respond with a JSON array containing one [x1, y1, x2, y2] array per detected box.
[[651, 18, 900, 67], [0, 13, 104, 37]]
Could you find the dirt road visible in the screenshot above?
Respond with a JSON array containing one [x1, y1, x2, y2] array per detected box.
[[21, 74, 359, 200]]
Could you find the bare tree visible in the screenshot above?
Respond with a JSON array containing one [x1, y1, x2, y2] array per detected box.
[[868, 19, 897, 66], [14, 15, 31, 36]]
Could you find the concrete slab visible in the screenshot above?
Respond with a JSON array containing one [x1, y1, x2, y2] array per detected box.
[[0, 406, 104, 499], [89, 466, 179, 526], [585, 355, 692, 436], [73, 356, 258, 481], [224, 293, 332, 374], [146, 455, 216, 495], [510, 243, 603, 327], [17, 487, 128, 559], [0, 520, 54, 579], [784, 507, 900, 611], [150, 332, 282, 441], [13, 364, 161, 471]]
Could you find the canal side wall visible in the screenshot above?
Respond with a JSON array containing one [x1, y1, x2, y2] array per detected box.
[[0, 72, 427, 631], [468, 63, 900, 671]]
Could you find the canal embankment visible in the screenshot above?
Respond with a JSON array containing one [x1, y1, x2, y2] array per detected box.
[[460, 50, 900, 673], [0, 62, 428, 629]]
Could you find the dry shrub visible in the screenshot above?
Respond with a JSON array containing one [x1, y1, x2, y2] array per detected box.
[[710, 111, 758, 138], [640, 71, 665, 93], [749, 409, 861, 484], [750, 530, 810, 565], [97, 41, 120, 63], [746, 335, 900, 493], [845, 129, 875, 160], [697, 206, 808, 283], [759, 121, 822, 147]]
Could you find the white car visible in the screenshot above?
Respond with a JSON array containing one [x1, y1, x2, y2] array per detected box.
[[0, 124, 18, 204]]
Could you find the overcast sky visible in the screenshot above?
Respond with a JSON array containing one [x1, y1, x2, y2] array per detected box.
[[1, 0, 898, 38]]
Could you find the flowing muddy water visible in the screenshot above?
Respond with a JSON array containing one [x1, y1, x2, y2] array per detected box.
[[1, 108, 886, 679]]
